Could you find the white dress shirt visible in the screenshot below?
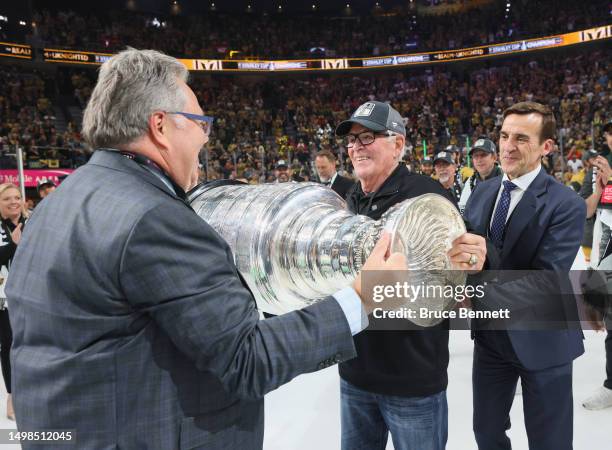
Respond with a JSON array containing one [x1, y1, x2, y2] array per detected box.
[[489, 164, 542, 229]]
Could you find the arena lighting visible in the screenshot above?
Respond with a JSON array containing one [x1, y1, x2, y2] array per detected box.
[[0, 16, 7, 22], [312, 4, 316, 10], [19, 20, 26, 26]]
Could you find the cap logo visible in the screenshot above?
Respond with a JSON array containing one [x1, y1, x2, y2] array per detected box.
[[438, 152, 447, 158], [354, 102, 376, 117], [475, 139, 485, 147]]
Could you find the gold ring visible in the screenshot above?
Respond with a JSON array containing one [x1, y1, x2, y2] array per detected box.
[[468, 254, 478, 266]]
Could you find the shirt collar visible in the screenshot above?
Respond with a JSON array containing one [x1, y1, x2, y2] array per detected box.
[[502, 164, 541, 192]]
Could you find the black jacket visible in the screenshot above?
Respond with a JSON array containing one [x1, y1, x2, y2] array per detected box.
[[329, 174, 355, 200], [340, 164, 456, 396]]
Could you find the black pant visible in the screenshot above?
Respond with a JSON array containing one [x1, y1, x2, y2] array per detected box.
[[473, 331, 573, 450], [0, 309, 11, 393], [605, 329, 612, 390]]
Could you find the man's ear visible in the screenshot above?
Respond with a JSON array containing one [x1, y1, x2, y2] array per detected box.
[[541, 138, 554, 156], [149, 111, 169, 149], [395, 135, 406, 155]]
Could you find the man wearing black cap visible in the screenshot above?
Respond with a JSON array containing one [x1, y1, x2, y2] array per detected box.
[[458, 138, 501, 215], [420, 156, 434, 177], [433, 150, 461, 205], [37, 180, 56, 199], [335, 100, 486, 450]]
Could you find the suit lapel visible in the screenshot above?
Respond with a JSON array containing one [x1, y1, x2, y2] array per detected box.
[[503, 168, 548, 254], [475, 178, 501, 235]]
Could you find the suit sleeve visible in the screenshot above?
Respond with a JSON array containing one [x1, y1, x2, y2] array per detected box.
[[119, 202, 357, 401], [531, 193, 586, 271]]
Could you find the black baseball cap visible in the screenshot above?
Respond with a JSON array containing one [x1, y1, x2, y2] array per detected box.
[[433, 151, 455, 165], [336, 101, 406, 137], [37, 179, 56, 191], [583, 149, 598, 161], [422, 156, 433, 165], [445, 144, 459, 153], [276, 159, 288, 169], [469, 138, 497, 155]]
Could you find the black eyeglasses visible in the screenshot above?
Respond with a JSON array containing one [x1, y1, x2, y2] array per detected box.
[[166, 111, 214, 136], [344, 130, 394, 148]]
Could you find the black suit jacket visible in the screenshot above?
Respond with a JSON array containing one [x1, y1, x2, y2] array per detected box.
[[464, 167, 586, 370], [328, 174, 355, 200]]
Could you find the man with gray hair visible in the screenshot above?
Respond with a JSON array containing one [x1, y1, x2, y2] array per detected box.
[[335, 100, 486, 450], [6, 49, 408, 449]]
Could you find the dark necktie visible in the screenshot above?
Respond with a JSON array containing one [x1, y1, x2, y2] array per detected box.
[[489, 180, 517, 248]]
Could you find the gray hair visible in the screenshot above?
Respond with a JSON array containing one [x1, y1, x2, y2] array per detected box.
[[387, 132, 406, 161], [82, 48, 189, 149]]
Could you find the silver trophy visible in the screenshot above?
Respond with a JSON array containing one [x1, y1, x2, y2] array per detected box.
[[188, 182, 466, 326]]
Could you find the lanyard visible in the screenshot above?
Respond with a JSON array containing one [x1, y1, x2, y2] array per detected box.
[[100, 148, 186, 199]]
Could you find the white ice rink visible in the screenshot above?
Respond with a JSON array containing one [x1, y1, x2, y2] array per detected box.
[[0, 333, 608, 449], [263, 330, 611, 450]]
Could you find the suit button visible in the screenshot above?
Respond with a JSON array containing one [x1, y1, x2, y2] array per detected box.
[[318, 362, 325, 369], [334, 353, 342, 362]]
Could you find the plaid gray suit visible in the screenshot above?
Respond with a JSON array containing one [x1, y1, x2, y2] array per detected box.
[[7, 150, 356, 449]]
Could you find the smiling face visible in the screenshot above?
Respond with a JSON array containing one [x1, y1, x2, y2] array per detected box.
[[471, 150, 497, 179], [0, 187, 23, 221], [499, 113, 552, 179], [434, 160, 456, 187], [421, 162, 433, 176], [347, 123, 403, 193]]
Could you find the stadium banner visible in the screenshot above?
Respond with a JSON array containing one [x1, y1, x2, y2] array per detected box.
[[37, 23, 611, 71], [0, 42, 32, 60], [0, 169, 74, 187], [43, 48, 113, 65]]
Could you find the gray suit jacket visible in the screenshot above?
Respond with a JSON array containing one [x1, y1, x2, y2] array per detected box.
[[7, 150, 356, 450]]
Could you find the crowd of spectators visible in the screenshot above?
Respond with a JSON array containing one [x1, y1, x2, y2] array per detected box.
[[0, 48, 609, 191], [21, 0, 609, 59], [0, 68, 89, 169], [190, 49, 610, 186]]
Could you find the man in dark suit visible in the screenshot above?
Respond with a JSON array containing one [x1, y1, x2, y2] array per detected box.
[[6, 49, 407, 450], [464, 101, 586, 450], [314, 150, 354, 199]]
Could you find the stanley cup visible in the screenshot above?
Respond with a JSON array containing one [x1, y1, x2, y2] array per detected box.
[[188, 181, 466, 326]]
